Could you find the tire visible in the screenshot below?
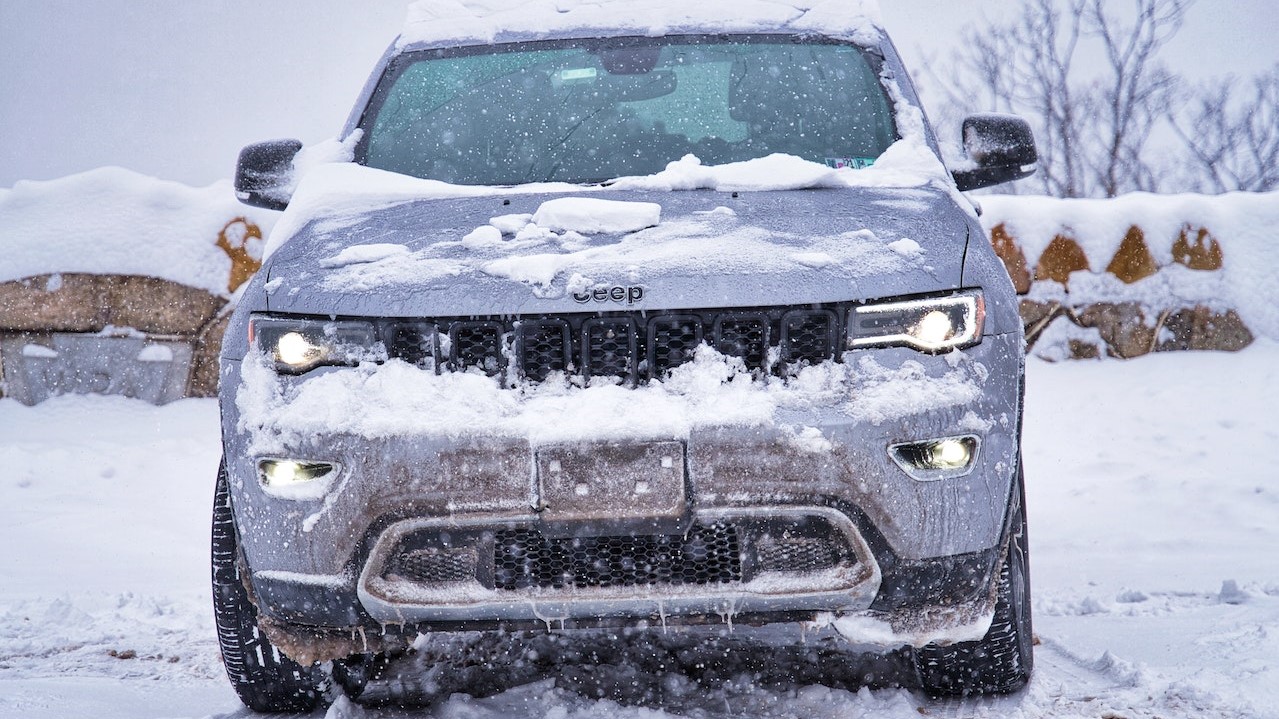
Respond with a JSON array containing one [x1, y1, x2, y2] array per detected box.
[[914, 476, 1033, 696], [212, 462, 326, 712]]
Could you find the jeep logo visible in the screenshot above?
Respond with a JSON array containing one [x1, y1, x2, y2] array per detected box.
[[572, 285, 645, 305]]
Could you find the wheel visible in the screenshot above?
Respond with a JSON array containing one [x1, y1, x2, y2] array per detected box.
[[914, 476, 1033, 696], [212, 462, 326, 712]]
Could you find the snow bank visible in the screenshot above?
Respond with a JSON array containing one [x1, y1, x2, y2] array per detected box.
[[7, 346, 1279, 716], [0, 167, 277, 297], [399, 0, 883, 49]]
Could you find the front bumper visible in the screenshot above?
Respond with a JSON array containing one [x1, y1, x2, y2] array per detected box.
[[221, 333, 1022, 634]]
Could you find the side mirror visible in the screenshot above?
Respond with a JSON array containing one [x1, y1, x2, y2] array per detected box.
[[952, 114, 1038, 192], [234, 139, 302, 210]]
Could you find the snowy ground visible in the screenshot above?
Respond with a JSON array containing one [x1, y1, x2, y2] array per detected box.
[[1, 344, 1276, 719]]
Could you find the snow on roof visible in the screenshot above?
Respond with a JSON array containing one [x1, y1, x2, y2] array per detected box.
[[399, 0, 884, 49], [0, 167, 278, 297]]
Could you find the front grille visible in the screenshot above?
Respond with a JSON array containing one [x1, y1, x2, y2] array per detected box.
[[493, 523, 742, 591], [382, 305, 843, 385]]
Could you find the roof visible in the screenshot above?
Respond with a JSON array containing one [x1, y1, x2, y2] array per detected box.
[[398, 0, 884, 50]]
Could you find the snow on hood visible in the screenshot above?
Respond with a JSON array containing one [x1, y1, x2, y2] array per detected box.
[[399, 0, 884, 50], [258, 166, 971, 318], [0, 167, 278, 296]]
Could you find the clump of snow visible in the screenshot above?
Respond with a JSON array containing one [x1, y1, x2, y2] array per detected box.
[[531, 197, 660, 235], [21, 344, 58, 359], [489, 213, 533, 234], [399, 0, 884, 49], [609, 154, 845, 193], [319, 243, 411, 269], [887, 238, 922, 257], [291, 131, 362, 178], [135, 345, 175, 363], [780, 426, 835, 453], [0, 167, 278, 297]]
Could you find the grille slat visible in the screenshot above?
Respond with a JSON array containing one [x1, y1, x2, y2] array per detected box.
[[582, 318, 637, 383], [450, 321, 505, 375], [517, 320, 572, 382], [647, 315, 704, 378], [713, 314, 770, 370], [781, 310, 838, 366]]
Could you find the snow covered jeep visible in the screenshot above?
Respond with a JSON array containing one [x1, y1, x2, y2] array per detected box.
[[215, 0, 1037, 710]]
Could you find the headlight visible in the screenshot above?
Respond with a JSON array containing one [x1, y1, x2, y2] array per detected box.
[[250, 316, 383, 373], [847, 290, 985, 352]]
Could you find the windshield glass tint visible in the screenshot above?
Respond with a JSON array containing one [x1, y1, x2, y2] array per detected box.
[[362, 38, 897, 185]]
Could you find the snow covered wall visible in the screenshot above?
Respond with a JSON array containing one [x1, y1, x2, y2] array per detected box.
[[979, 191, 1279, 360], [0, 168, 279, 403]]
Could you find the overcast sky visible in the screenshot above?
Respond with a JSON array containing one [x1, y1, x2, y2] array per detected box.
[[1, 0, 1275, 188]]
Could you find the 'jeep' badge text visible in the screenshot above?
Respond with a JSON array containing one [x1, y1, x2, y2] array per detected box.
[[572, 285, 645, 305]]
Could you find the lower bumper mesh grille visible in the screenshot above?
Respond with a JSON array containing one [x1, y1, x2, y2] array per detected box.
[[492, 523, 742, 591], [379, 515, 859, 598]]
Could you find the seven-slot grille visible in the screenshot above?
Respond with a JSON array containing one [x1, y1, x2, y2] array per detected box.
[[385, 306, 843, 384]]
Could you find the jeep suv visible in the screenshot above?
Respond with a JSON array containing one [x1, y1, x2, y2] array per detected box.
[[215, 2, 1037, 711]]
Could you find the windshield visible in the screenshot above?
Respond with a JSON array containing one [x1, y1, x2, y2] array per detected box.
[[360, 36, 897, 186]]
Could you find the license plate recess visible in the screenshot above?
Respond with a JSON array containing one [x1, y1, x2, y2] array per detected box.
[[535, 440, 687, 535]]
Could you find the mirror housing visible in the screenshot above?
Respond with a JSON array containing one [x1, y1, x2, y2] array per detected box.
[[952, 114, 1038, 192], [234, 139, 302, 210]]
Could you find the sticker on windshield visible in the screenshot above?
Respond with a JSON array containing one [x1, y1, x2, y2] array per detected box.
[[558, 67, 598, 82], [825, 157, 876, 170]]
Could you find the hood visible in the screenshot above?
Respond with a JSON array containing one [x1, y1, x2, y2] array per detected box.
[[260, 185, 973, 318]]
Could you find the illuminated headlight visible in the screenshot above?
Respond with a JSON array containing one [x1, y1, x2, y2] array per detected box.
[[848, 291, 985, 353], [258, 458, 340, 499], [889, 436, 981, 481], [250, 316, 383, 373]]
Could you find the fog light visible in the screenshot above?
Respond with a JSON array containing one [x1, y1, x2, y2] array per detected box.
[[258, 458, 339, 499], [890, 436, 980, 481]]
